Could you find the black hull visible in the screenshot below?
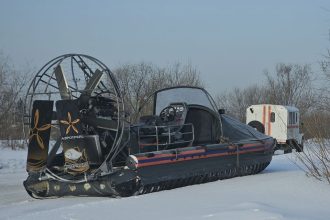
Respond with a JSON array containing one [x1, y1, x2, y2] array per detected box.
[[24, 169, 139, 198], [24, 139, 274, 198]]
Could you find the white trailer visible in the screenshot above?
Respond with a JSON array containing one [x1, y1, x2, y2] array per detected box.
[[246, 104, 303, 153]]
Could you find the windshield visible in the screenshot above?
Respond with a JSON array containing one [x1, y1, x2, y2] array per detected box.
[[154, 87, 217, 115]]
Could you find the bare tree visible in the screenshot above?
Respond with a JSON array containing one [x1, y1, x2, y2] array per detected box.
[[216, 63, 315, 123], [113, 62, 203, 122], [114, 62, 154, 119], [216, 85, 266, 122], [319, 50, 330, 111], [264, 63, 315, 117], [166, 62, 204, 87], [0, 52, 31, 144], [294, 52, 330, 184]]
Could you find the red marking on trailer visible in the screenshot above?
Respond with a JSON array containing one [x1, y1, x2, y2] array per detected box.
[[262, 105, 266, 133]]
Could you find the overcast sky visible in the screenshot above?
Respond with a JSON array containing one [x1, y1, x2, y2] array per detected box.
[[1, 0, 330, 95]]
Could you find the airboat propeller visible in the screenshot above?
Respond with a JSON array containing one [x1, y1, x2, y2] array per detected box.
[[54, 63, 104, 100], [54, 64, 71, 100], [24, 54, 125, 175]]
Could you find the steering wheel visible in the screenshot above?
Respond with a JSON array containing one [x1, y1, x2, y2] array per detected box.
[[159, 105, 177, 122]]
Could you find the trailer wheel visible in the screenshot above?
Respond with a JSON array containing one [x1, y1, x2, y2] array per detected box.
[[296, 141, 303, 152], [248, 121, 265, 134], [297, 136, 304, 152], [296, 144, 303, 152]]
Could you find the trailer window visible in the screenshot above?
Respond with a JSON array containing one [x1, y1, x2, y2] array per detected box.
[[289, 112, 297, 125], [289, 112, 293, 125], [270, 112, 275, 122]]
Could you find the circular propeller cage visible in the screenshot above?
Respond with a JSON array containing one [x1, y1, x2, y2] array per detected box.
[[24, 54, 125, 171]]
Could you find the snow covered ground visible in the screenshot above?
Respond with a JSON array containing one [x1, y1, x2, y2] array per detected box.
[[1, 146, 330, 220]]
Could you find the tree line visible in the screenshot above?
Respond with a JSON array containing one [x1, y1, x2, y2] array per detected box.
[[0, 52, 29, 145], [0, 51, 329, 144], [217, 60, 330, 139]]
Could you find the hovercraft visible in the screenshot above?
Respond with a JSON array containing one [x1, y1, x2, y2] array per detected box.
[[23, 54, 275, 198]]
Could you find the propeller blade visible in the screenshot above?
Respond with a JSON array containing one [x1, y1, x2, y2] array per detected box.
[[83, 69, 103, 96], [54, 65, 71, 100]]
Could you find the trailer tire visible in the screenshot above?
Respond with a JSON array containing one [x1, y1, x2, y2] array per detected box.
[[296, 144, 303, 152], [297, 136, 304, 152], [248, 121, 265, 134]]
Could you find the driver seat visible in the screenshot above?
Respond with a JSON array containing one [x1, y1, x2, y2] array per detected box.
[[183, 104, 220, 145]]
